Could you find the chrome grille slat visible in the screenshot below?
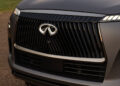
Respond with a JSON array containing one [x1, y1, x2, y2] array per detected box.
[[55, 21, 66, 55], [66, 22, 78, 56], [77, 23, 88, 56], [93, 23, 104, 57], [81, 23, 91, 57], [73, 22, 84, 56], [70, 22, 82, 56], [87, 23, 98, 57], [56, 22, 65, 54], [63, 22, 74, 56]]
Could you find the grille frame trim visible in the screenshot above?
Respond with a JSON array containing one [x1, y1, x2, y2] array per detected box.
[[14, 44, 105, 63]]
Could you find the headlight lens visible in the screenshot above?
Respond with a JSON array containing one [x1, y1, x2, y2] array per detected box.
[[14, 8, 21, 16], [102, 15, 120, 22]]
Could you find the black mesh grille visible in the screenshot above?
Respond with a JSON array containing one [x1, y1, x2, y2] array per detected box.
[[15, 49, 106, 82], [15, 13, 105, 58]]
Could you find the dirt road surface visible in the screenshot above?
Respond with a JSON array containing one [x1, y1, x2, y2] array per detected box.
[[0, 12, 26, 86]]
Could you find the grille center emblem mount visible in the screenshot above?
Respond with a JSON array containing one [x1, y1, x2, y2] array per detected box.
[[39, 23, 58, 36]]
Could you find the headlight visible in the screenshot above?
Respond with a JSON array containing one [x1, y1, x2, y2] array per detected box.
[[14, 8, 21, 16], [102, 15, 120, 22]]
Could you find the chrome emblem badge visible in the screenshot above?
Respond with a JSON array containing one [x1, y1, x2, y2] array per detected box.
[[39, 23, 58, 36]]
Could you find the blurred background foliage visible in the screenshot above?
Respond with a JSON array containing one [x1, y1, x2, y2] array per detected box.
[[0, 0, 21, 11]]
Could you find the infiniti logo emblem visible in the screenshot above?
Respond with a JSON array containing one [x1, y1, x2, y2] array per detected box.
[[39, 23, 58, 36]]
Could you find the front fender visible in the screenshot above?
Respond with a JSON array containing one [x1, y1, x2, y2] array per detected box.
[[100, 22, 120, 79]]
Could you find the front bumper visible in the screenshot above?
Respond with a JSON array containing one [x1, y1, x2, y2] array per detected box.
[[9, 54, 102, 86]]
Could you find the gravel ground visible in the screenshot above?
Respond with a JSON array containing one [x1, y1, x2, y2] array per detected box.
[[0, 12, 26, 86]]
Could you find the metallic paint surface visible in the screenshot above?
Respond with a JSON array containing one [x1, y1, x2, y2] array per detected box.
[[18, 0, 120, 14], [100, 22, 120, 78], [21, 9, 105, 17]]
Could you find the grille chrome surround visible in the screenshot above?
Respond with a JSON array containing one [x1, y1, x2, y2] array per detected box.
[[14, 44, 105, 63]]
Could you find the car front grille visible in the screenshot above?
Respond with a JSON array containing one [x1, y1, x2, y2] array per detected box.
[[15, 49, 106, 82], [14, 13, 107, 82], [15, 13, 105, 58]]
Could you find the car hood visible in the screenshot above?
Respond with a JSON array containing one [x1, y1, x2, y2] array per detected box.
[[17, 0, 120, 15]]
